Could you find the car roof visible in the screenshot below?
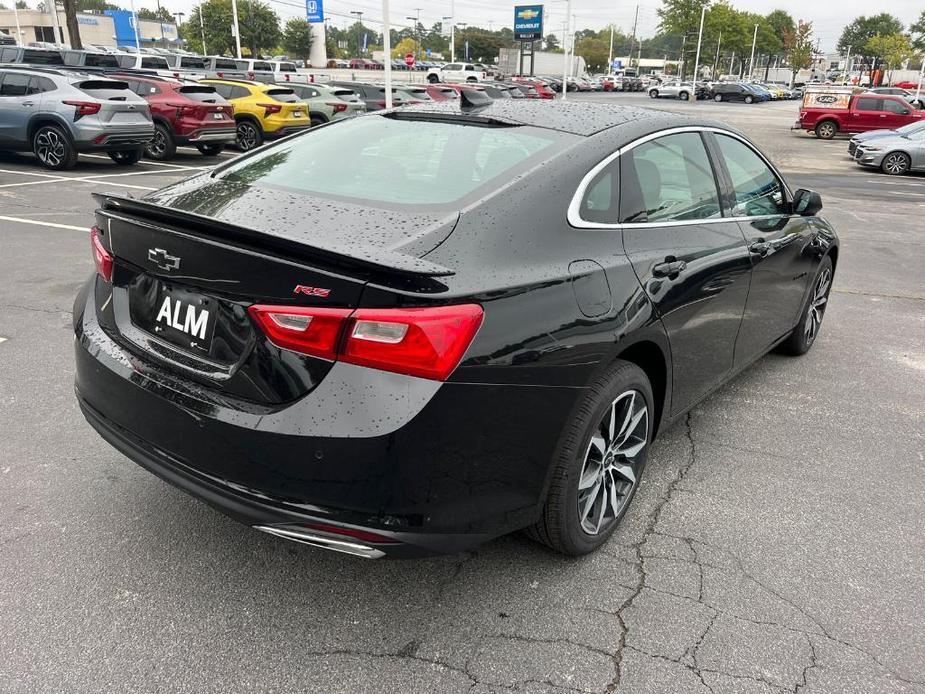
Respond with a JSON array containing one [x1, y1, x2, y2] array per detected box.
[[201, 78, 265, 88], [385, 99, 691, 137]]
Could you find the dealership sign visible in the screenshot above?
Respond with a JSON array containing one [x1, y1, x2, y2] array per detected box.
[[514, 5, 543, 41], [305, 0, 324, 23]]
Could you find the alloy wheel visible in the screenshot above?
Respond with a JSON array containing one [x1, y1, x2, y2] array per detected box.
[[237, 123, 258, 150], [804, 267, 831, 344], [35, 128, 66, 167], [577, 390, 648, 535], [882, 153, 909, 175], [147, 129, 167, 157]]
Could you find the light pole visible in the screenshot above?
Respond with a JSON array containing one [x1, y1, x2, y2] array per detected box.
[[449, 0, 455, 62], [561, 0, 572, 101], [691, 5, 705, 100], [406, 8, 421, 60], [843, 45, 852, 84], [12, 1, 22, 45], [173, 12, 184, 45], [747, 23, 758, 79], [382, 0, 392, 108], [128, 0, 141, 53], [230, 0, 242, 58], [198, 3, 207, 55], [350, 10, 364, 57]]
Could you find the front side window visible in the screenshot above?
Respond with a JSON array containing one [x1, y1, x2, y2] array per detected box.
[[620, 132, 722, 223], [714, 134, 786, 217], [882, 99, 910, 114]]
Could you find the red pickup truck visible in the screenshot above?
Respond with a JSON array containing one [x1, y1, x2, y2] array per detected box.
[[794, 92, 924, 139]]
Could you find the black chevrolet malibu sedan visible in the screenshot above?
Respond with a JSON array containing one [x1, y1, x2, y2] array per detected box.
[[74, 99, 838, 558]]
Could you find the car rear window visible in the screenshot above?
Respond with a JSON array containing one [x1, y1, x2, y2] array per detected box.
[[266, 88, 300, 103], [219, 115, 566, 206], [77, 80, 131, 99], [252, 61, 273, 71], [212, 58, 238, 70], [277, 62, 297, 72], [84, 53, 120, 67], [22, 49, 64, 64], [178, 85, 220, 102], [140, 57, 169, 69], [332, 89, 357, 99]]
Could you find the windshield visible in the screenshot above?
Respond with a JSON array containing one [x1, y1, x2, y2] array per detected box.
[[218, 115, 566, 206], [897, 121, 925, 135]]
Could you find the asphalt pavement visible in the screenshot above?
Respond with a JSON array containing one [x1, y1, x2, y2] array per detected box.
[[0, 95, 923, 694]]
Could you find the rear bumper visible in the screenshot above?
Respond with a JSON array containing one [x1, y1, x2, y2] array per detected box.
[[266, 123, 311, 139], [76, 129, 154, 152], [176, 127, 237, 145], [73, 279, 580, 557]]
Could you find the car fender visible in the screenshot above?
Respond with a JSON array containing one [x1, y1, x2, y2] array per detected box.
[[26, 112, 75, 144]]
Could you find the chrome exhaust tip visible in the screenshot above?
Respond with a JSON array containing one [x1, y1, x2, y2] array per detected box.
[[253, 524, 386, 559]]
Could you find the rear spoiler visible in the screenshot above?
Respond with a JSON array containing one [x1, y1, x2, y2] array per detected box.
[[92, 193, 455, 279]]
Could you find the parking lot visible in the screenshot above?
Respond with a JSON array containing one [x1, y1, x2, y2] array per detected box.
[[1, 93, 923, 694]]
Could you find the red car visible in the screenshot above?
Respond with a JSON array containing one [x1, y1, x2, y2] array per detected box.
[[424, 84, 462, 101], [511, 77, 556, 99], [119, 74, 237, 160], [795, 91, 924, 139]]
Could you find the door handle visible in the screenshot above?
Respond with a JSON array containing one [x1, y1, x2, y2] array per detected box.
[[652, 258, 687, 278], [22, 101, 34, 107], [749, 240, 771, 255]]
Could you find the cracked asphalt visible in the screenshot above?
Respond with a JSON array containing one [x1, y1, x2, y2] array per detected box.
[[1, 96, 924, 693]]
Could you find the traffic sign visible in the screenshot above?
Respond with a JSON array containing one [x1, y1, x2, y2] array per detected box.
[[404, 52, 415, 67]]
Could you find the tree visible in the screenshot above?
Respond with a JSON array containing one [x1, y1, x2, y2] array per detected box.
[[544, 33, 559, 51], [575, 35, 610, 71], [137, 7, 174, 22], [765, 9, 795, 48], [182, 0, 280, 57], [239, 0, 280, 57], [837, 14, 903, 53], [61, 0, 83, 49], [782, 19, 813, 86], [658, 0, 711, 78], [911, 10, 925, 51], [282, 18, 313, 62], [390, 37, 416, 60], [865, 33, 915, 80], [15, 0, 27, 7]]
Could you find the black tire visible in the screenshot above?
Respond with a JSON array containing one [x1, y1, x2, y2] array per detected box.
[[32, 124, 78, 170], [466, 76, 477, 83], [679, 91, 689, 101], [744, 94, 754, 104], [880, 151, 911, 176], [814, 121, 838, 139], [714, 94, 722, 102], [648, 89, 659, 98], [528, 360, 653, 556], [235, 119, 263, 151], [310, 114, 327, 127], [195, 142, 224, 156], [777, 255, 833, 356], [427, 73, 440, 83], [108, 149, 143, 166], [144, 122, 176, 161]]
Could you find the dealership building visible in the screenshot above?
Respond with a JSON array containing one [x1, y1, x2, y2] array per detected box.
[[0, 9, 180, 49]]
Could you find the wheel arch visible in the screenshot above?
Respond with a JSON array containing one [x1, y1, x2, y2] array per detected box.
[[613, 338, 670, 439], [235, 113, 264, 131], [27, 114, 74, 144]]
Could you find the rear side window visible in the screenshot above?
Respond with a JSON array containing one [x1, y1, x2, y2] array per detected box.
[[229, 85, 251, 99], [29, 76, 55, 94], [219, 116, 564, 206], [141, 57, 169, 69], [620, 133, 722, 223], [580, 165, 619, 224], [714, 134, 786, 217], [0, 73, 31, 96], [22, 49, 63, 65], [855, 97, 880, 111]]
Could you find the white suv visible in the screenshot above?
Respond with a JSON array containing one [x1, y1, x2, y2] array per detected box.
[[427, 62, 486, 84]]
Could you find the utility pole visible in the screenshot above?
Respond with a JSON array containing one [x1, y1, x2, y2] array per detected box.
[[198, 3, 207, 55], [691, 5, 705, 99], [728, 50, 735, 77], [156, 0, 165, 45], [173, 11, 184, 44], [680, 34, 686, 79], [12, 1, 22, 45], [230, 0, 242, 58], [607, 24, 614, 72], [747, 23, 757, 79], [49, 0, 62, 45], [712, 31, 721, 80], [843, 45, 852, 84]]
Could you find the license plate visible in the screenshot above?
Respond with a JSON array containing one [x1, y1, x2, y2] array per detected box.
[[213, 112, 225, 119], [293, 110, 303, 117], [134, 280, 217, 355]]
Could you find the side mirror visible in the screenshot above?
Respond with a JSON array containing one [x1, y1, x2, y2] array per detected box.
[[901, 109, 911, 115], [792, 188, 822, 216]]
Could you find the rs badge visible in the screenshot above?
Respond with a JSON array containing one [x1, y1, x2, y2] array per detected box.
[[294, 285, 331, 298]]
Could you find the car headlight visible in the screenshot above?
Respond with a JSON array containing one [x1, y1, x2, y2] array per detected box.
[[864, 147, 882, 152]]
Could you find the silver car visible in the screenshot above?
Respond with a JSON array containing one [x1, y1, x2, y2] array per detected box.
[[0, 66, 154, 169], [648, 80, 695, 101], [853, 127, 925, 175], [848, 120, 925, 157]]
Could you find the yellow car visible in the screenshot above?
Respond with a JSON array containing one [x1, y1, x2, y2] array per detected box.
[[199, 78, 311, 151], [760, 83, 787, 99]]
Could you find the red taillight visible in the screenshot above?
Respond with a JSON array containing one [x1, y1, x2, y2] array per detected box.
[[248, 304, 484, 381], [327, 101, 347, 113], [257, 102, 283, 117], [305, 523, 399, 544], [63, 100, 101, 121], [167, 101, 199, 118], [216, 71, 224, 77], [247, 71, 255, 80], [248, 305, 352, 360], [376, 100, 386, 108], [90, 226, 112, 282]]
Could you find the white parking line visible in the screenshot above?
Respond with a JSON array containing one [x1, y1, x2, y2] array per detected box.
[[866, 179, 925, 187], [80, 154, 212, 171], [0, 177, 155, 191], [0, 215, 86, 231], [889, 190, 925, 197]]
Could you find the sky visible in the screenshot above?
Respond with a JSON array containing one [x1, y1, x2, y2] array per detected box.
[[122, 0, 924, 53]]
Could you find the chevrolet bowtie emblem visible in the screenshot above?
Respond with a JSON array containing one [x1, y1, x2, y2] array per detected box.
[[148, 248, 181, 272]]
